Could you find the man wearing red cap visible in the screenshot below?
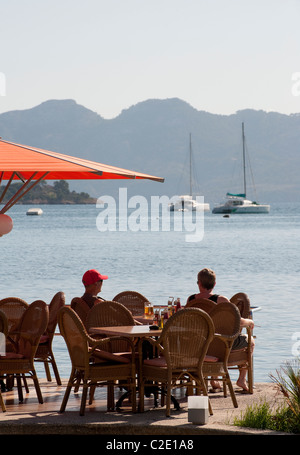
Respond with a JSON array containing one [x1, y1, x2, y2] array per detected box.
[[81, 269, 108, 308]]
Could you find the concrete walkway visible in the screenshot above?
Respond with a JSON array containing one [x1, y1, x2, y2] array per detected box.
[[0, 380, 290, 436]]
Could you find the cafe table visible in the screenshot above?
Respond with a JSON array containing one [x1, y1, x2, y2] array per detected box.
[[89, 325, 161, 338], [89, 325, 162, 411], [133, 314, 154, 325]]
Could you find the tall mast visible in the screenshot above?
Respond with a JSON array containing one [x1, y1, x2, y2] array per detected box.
[[242, 122, 246, 197], [189, 133, 192, 196]]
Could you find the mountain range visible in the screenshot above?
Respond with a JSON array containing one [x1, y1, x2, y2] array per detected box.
[[0, 98, 299, 204]]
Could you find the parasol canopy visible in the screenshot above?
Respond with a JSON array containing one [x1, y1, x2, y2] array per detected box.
[[0, 138, 164, 215]]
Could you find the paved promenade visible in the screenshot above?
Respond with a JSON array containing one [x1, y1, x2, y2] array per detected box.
[[0, 380, 289, 436]]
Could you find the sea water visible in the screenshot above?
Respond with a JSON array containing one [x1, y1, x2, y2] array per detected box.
[[1, 201, 300, 382]]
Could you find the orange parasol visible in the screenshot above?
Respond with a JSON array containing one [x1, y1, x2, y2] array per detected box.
[[0, 138, 164, 214]]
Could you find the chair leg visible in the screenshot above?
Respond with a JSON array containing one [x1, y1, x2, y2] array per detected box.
[[51, 357, 62, 386], [80, 380, 88, 416], [6, 375, 14, 391], [32, 372, 44, 404], [225, 373, 238, 408], [89, 385, 96, 404], [223, 379, 227, 397], [60, 368, 76, 413], [139, 379, 144, 412], [22, 374, 29, 393], [44, 361, 52, 382], [247, 354, 254, 393], [201, 378, 213, 415], [165, 385, 171, 417], [107, 381, 115, 411], [0, 390, 6, 412], [161, 384, 165, 407], [74, 371, 82, 392], [16, 374, 24, 403], [60, 387, 72, 413], [130, 379, 136, 413]]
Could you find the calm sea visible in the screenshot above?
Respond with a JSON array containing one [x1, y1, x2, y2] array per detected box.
[[1, 201, 300, 383]]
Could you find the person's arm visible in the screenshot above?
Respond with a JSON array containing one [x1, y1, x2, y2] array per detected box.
[[217, 295, 230, 303], [240, 317, 254, 329]]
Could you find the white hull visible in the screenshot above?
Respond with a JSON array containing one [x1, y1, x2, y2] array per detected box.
[[169, 195, 210, 212], [26, 208, 43, 216], [212, 197, 270, 214]]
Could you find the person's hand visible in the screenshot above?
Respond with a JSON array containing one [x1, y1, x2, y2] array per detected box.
[[241, 318, 254, 329], [246, 319, 254, 329]]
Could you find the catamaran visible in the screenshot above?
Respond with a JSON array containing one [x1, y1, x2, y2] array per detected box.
[[212, 123, 270, 214]]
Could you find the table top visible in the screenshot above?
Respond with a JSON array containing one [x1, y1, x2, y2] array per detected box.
[[89, 325, 162, 338], [134, 315, 154, 324]]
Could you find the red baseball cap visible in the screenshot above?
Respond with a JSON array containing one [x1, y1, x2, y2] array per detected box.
[[82, 269, 108, 286]]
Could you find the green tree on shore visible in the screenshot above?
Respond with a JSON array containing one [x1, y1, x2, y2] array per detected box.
[[0, 180, 96, 204]]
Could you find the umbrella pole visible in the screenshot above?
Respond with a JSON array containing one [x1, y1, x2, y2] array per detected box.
[[0, 172, 16, 205], [0, 172, 49, 214]]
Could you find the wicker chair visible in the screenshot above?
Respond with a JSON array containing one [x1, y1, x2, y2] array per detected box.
[[86, 300, 139, 407], [35, 291, 65, 385], [86, 300, 137, 351], [0, 309, 8, 339], [188, 298, 217, 314], [58, 306, 136, 415], [139, 308, 215, 417], [0, 297, 29, 352], [230, 293, 251, 318], [0, 310, 8, 411], [203, 302, 241, 408], [112, 291, 149, 316], [0, 300, 49, 405], [229, 292, 253, 393], [70, 297, 90, 327]]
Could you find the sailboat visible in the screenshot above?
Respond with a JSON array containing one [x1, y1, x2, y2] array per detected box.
[[169, 134, 210, 212], [212, 123, 270, 214]]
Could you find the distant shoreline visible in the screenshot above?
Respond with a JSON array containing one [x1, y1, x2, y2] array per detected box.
[[1, 180, 97, 205], [14, 200, 97, 205]]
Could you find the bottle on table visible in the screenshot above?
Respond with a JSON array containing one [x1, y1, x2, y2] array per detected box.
[[175, 298, 181, 312]]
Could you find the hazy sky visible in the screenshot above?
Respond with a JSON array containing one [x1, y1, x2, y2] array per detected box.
[[1, 0, 300, 119]]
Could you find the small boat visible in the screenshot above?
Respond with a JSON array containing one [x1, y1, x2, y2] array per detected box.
[[169, 134, 210, 212], [26, 208, 43, 216], [212, 123, 270, 214], [169, 194, 209, 212]]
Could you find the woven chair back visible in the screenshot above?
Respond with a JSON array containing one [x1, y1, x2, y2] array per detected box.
[[112, 291, 149, 316], [86, 300, 134, 330], [230, 293, 250, 319], [70, 297, 90, 326], [58, 306, 89, 369], [161, 308, 214, 370], [47, 291, 65, 334], [207, 301, 241, 360], [189, 298, 217, 314], [18, 300, 49, 359], [86, 301, 135, 353], [0, 297, 28, 334]]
